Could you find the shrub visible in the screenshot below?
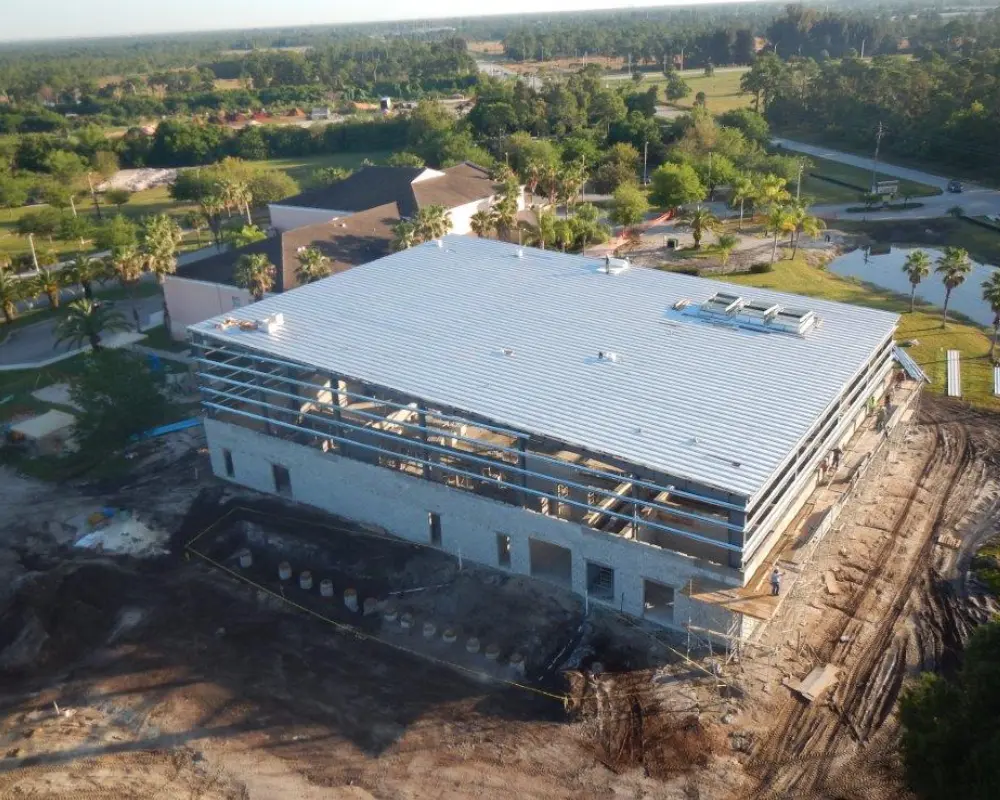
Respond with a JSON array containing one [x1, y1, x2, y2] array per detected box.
[[749, 262, 773, 274]]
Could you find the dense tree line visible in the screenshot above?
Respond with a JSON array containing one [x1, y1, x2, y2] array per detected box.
[[746, 37, 1000, 179]]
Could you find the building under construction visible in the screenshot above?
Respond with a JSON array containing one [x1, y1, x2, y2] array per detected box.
[[190, 236, 899, 639]]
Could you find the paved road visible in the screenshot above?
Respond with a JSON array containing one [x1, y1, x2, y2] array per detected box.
[[0, 294, 163, 367], [772, 137, 1000, 222]]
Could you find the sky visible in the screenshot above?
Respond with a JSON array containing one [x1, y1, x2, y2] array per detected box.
[[0, 0, 747, 43]]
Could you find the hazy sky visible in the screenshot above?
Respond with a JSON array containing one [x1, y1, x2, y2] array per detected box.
[[1, 1, 747, 43]]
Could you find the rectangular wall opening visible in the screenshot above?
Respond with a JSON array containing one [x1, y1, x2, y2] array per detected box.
[[428, 512, 442, 546], [272, 463, 291, 496], [529, 538, 572, 588], [586, 561, 615, 602], [497, 533, 511, 568], [643, 579, 675, 625], [223, 449, 234, 477]]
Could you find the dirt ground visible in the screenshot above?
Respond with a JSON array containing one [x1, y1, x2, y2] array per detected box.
[[0, 395, 997, 798]]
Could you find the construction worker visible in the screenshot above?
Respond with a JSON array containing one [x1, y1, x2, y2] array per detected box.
[[831, 446, 843, 470], [876, 405, 888, 432], [770, 566, 782, 597]]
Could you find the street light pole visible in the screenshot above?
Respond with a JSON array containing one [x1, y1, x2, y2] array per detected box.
[[643, 140, 649, 185], [870, 121, 885, 194]]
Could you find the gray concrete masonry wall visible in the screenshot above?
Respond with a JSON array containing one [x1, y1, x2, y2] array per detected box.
[[204, 417, 742, 632]]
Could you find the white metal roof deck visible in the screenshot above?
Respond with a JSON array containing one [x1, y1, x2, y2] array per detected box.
[[191, 236, 898, 501]]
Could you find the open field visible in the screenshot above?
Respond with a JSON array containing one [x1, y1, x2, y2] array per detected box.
[[654, 69, 751, 114], [727, 252, 1000, 410], [795, 154, 941, 204]]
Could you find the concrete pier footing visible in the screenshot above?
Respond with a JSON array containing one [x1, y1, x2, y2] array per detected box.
[[344, 588, 358, 612], [299, 571, 313, 590], [278, 561, 292, 581]]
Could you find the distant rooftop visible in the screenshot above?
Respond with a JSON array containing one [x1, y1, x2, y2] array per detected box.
[[191, 237, 898, 499], [273, 162, 495, 214]]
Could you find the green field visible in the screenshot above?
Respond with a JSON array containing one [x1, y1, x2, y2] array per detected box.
[[0, 151, 392, 264], [795, 154, 941, 205], [727, 254, 1000, 410], [644, 68, 751, 114]]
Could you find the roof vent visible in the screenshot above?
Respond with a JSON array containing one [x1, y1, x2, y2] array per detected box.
[[435, 239, 444, 248], [701, 292, 745, 316], [673, 298, 691, 310], [600, 255, 630, 275], [516, 248, 524, 259], [597, 351, 621, 363], [500, 347, 515, 357]]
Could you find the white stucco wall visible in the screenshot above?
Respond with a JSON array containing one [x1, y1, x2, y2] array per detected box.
[[268, 204, 352, 232], [203, 417, 740, 632], [163, 276, 253, 339]]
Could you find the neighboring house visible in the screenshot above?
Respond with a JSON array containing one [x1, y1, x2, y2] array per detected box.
[[163, 162, 520, 339], [310, 106, 332, 121], [268, 162, 515, 232]]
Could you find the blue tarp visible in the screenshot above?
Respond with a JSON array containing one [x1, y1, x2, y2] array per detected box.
[[135, 417, 202, 441]]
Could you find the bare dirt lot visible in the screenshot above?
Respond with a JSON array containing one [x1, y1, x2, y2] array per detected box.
[[0, 395, 997, 798]]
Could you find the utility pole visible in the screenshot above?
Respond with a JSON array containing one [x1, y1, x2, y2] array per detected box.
[[796, 160, 804, 202], [870, 121, 885, 194], [87, 173, 103, 221], [643, 140, 649, 185], [28, 233, 38, 271]]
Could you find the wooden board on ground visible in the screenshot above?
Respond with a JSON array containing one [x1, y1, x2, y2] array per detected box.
[[794, 664, 840, 702], [824, 571, 841, 595], [938, 533, 961, 550]]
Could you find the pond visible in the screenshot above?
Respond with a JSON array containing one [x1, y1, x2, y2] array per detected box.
[[828, 246, 999, 326]]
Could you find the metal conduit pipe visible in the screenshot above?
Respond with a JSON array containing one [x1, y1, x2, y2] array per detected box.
[[197, 382, 744, 535], [194, 358, 746, 514], [201, 400, 744, 555]]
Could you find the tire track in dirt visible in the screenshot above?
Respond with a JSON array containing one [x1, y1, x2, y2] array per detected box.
[[746, 404, 977, 799]]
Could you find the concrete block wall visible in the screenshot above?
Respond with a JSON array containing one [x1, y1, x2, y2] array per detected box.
[[205, 418, 741, 631]]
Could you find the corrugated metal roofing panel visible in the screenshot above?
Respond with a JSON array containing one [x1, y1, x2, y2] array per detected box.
[[190, 236, 899, 500], [947, 350, 962, 397]]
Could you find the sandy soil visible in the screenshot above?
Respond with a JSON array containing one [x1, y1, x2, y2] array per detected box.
[[0, 396, 997, 798]]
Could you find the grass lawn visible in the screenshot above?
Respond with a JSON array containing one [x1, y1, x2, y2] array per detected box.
[[726, 253, 1000, 410], [835, 217, 1000, 268], [262, 151, 393, 185], [795, 154, 940, 205], [652, 69, 751, 114], [0, 355, 88, 423]]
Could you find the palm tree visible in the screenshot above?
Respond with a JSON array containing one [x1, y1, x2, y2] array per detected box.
[[902, 250, 931, 313], [391, 220, 418, 251], [141, 214, 183, 284], [766, 205, 794, 264], [558, 161, 587, 211], [296, 246, 331, 284], [678, 207, 720, 249], [731, 174, 756, 231], [0, 267, 26, 325], [982, 270, 1000, 361], [110, 245, 147, 328], [757, 173, 791, 208], [32, 267, 64, 309], [533, 210, 558, 250], [470, 209, 495, 239], [717, 233, 739, 267], [54, 298, 129, 352], [414, 205, 452, 241], [935, 246, 972, 327], [789, 205, 825, 259], [234, 253, 276, 301], [492, 197, 519, 242], [64, 254, 104, 301], [183, 209, 208, 244], [553, 218, 574, 252]]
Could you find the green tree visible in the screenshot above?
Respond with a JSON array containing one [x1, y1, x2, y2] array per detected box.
[[899, 621, 1000, 800], [386, 151, 426, 167], [678, 206, 720, 249], [104, 188, 132, 210], [731, 173, 757, 231], [0, 267, 26, 325], [766, 205, 795, 264], [69, 350, 169, 451], [183, 209, 208, 244], [609, 183, 650, 233], [140, 214, 183, 284], [109, 244, 146, 328], [234, 253, 276, 301], [64, 254, 106, 301], [982, 270, 1000, 361], [391, 220, 418, 252], [225, 224, 267, 249], [664, 71, 691, 102], [296, 246, 332, 284], [311, 166, 353, 187], [55, 298, 130, 352], [935, 247, 973, 326], [902, 250, 932, 313], [413, 204, 452, 241], [470, 209, 495, 239], [248, 170, 298, 206], [717, 233, 739, 266], [96, 214, 138, 251], [649, 162, 706, 209], [788, 204, 825, 259], [532, 209, 558, 250], [32, 268, 64, 309]]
